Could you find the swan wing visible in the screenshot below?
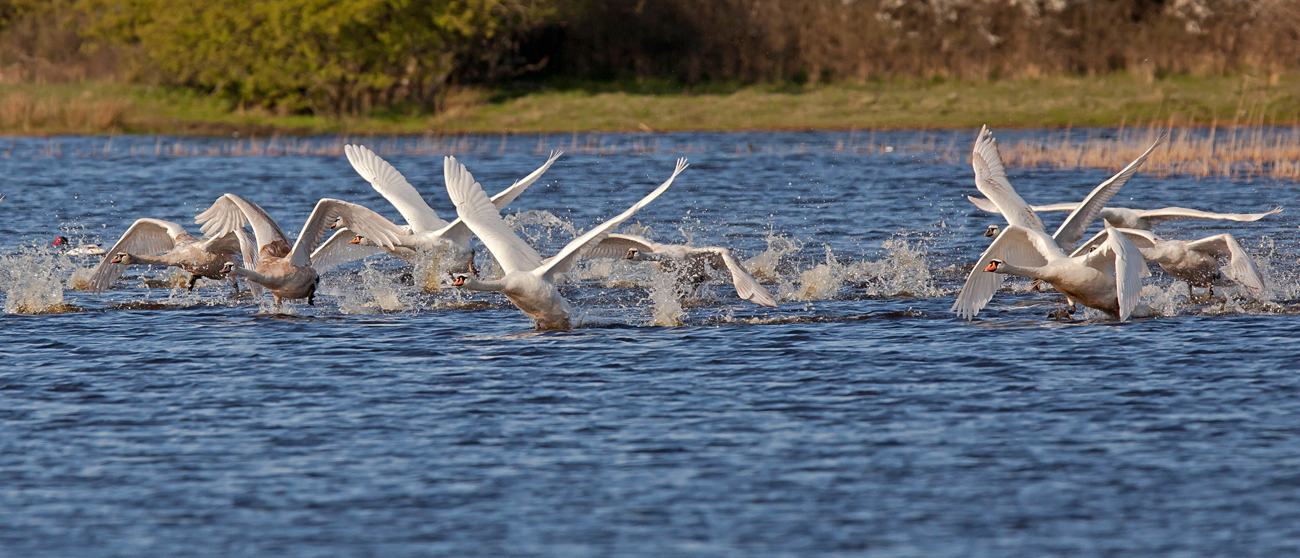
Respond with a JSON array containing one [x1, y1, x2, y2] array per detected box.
[[967, 196, 1081, 215], [1186, 234, 1266, 294], [700, 247, 777, 307], [951, 224, 1054, 320], [1069, 227, 1159, 257], [971, 126, 1047, 234], [198, 230, 242, 255], [234, 227, 265, 297], [490, 150, 563, 210], [196, 194, 293, 258], [290, 199, 405, 267], [537, 158, 688, 281], [1082, 230, 1143, 321], [345, 144, 449, 232], [1138, 206, 1283, 226], [87, 218, 186, 291], [581, 233, 659, 260], [1052, 135, 1163, 250], [444, 155, 545, 274], [309, 227, 390, 273]]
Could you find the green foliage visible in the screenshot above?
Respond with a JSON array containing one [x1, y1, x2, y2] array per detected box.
[[74, 0, 555, 115]]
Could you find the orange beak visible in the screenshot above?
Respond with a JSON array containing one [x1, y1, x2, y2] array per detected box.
[[110, 255, 123, 263], [349, 236, 362, 244], [983, 262, 999, 272], [453, 276, 465, 287]]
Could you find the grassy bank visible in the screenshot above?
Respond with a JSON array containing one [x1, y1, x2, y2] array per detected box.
[[2, 74, 1299, 136]]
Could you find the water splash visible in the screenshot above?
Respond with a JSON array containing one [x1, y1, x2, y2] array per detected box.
[[328, 264, 412, 315], [644, 269, 686, 327], [0, 247, 79, 314]]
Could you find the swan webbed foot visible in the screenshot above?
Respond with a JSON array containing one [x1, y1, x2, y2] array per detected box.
[[186, 274, 200, 292], [1047, 306, 1076, 320], [306, 277, 320, 306]]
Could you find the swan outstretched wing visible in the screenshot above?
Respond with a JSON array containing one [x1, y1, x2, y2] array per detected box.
[[581, 233, 659, 260], [491, 150, 563, 209], [1139, 206, 1283, 226], [951, 224, 1054, 320], [971, 126, 1047, 234], [444, 155, 545, 274], [87, 218, 186, 291], [310, 227, 389, 273], [198, 230, 242, 255], [290, 199, 405, 267], [234, 228, 264, 297], [1071, 228, 1155, 278], [537, 158, 687, 281], [704, 247, 777, 307], [196, 194, 293, 258], [1186, 234, 1266, 294], [1082, 230, 1143, 321], [1052, 136, 1163, 250], [345, 144, 449, 232]]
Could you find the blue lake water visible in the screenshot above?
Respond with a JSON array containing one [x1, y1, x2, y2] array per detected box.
[[1, 131, 1298, 556]]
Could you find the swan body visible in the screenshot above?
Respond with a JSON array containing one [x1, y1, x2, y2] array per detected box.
[[581, 233, 777, 307], [87, 219, 255, 292], [311, 145, 562, 274], [53, 236, 106, 256], [1074, 228, 1265, 295], [447, 156, 688, 330], [969, 198, 1282, 231], [953, 126, 1145, 321], [197, 194, 404, 308]]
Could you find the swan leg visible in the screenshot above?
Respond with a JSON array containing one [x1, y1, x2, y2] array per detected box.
[[306, 277, 319, 306], [468, 249, 479, 277], [186, 274, 200, 291], [229, 276, 240, 295]]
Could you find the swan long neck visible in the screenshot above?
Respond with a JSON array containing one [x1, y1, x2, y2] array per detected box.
[[126, 253, 171, 266], [458, 276, 508, 292], [227, 265, 270, 284], [995, 262, 1047, 281]]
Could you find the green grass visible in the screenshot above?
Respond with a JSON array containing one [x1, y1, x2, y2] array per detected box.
[[3, 73, 1298, 136]]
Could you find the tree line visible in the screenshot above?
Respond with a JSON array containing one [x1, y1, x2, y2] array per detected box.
[[2, 0, 1298, 116]]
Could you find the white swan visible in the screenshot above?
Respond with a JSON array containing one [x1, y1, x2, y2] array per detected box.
[[953, 126, 1145, 321], [446, 156, 688, 330], [87, 219, 255, 292], [53, 236, 106, 256], [581, 233, 777, 307], [196, 194, 405, 309], [969, 198, 1281, 231], [310, 145, 562, 274], [1073, 227, 1265, 297]]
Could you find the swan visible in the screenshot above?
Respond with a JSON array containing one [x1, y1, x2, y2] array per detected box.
[[86, 219, 256, 292], [310, 145, 562, 274], [446, 156, 688, 330], [52, 236, 106, 256], [196, 194, 405, 309], [969, 198, 1282, 231], [580, 233, 777, 307], [1073, 227, 1265, 297], [953, 126, 1145, 321]]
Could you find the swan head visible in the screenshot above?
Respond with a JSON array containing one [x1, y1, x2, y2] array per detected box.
[[220, 262, 237, 274], [451, 273, 469, 288], [349, 235, 363, 244], [110, 252, 132, 264], [52, 236, 69, 249], [983, 225, 1000, 238], [624, 248, 641, 260], [984, 259, 1004, 273]]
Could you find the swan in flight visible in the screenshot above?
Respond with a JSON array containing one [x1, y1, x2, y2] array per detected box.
[[52, 236, 106, 256], [446, 156, 688, 330], [968, 198, 1281, 231], [86, 219, 255, 292], [1073, 228, 1265, 297], [953, 126, 1145, 321], [310, 145, 562, 274], [581, 233, 777, 307], [196, 194, 405, 309]]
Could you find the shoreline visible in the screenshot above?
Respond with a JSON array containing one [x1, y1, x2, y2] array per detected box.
[[1, 74, 1298, 137]]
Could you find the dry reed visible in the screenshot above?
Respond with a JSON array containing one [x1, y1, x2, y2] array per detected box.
[[0, 92, 128, 133]]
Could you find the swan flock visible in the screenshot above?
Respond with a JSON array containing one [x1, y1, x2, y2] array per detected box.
[[60, 128, 1281, 328]]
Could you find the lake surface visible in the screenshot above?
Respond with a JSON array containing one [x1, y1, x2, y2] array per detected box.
[[1, 131, 1298, 556]]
